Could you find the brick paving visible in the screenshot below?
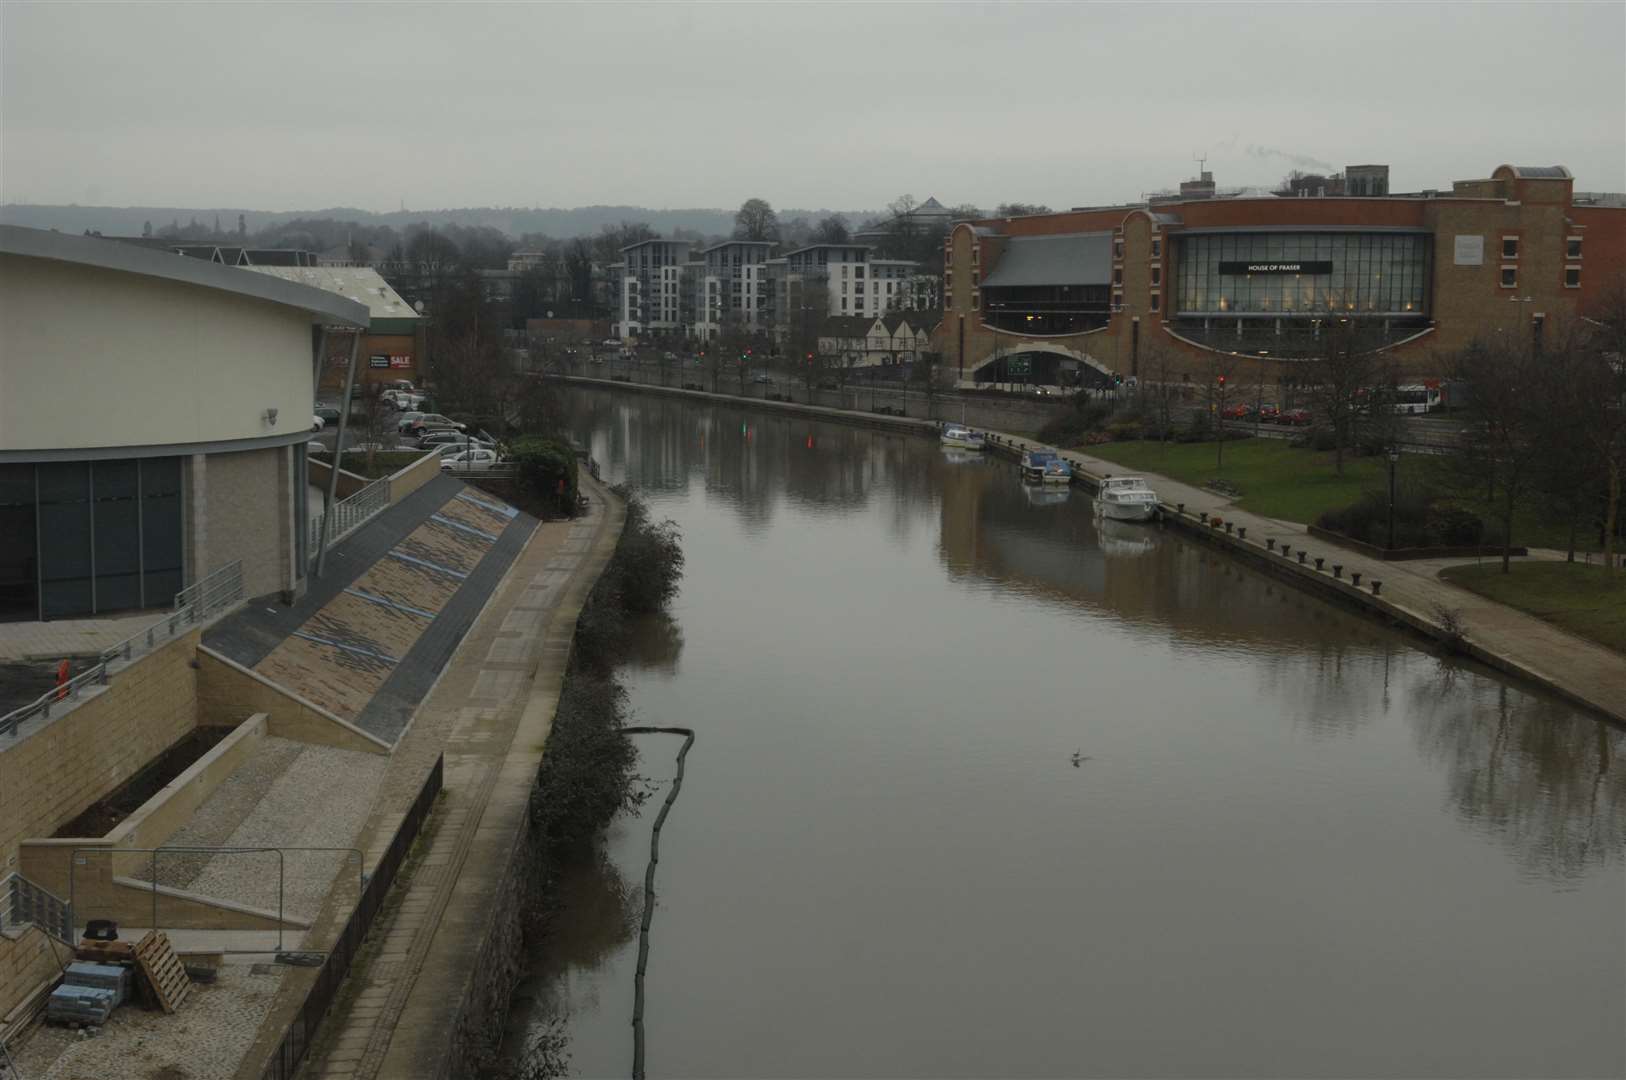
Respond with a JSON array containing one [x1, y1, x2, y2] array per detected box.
[[234, 479, 620, 1080]]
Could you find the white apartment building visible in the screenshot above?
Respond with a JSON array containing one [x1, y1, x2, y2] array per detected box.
[[693, 240, 773, 340], [613, 239, 692, 339]]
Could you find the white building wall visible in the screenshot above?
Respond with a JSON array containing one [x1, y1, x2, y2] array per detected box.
[[0, 256, 314, 452]]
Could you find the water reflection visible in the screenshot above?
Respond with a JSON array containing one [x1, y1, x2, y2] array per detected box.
[[536, 386, 1625, 1079], [1411, 669, 1625, 884]]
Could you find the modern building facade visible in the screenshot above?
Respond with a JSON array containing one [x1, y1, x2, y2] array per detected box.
[[247, 265, 421, 390], [0, 227, 368, 621], [694, 240, 774, 339], [612, 238, 693, 338], [935, 162, 1626, 386]]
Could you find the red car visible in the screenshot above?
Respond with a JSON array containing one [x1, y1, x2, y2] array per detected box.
[[1220, 403, 1250, 420], [1278, 408, 1313, 426]]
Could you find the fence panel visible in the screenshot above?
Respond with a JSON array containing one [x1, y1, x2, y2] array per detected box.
[[257, 753, 443, 1080]]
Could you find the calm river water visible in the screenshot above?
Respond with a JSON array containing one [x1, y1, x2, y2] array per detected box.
[[502, 386, 1625, 1079]]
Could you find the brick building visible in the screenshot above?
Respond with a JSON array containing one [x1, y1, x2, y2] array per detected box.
[[935, 163, 1625, 387]]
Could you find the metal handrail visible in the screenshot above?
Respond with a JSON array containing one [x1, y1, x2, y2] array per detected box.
[[1, 560, 244, 739], [308, 475, 391, 559], [1, 871, 73, 943]]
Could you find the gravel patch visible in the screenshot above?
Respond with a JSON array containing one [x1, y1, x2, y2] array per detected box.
[[135, 736, 306, 890], [181, 743, 386, 919], [9, 963, 285, 1080]]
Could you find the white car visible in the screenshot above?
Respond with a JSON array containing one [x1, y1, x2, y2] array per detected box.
[[432, 439, 495, 457], [311, 414, 325, 432], [440, 448, 500, 471]]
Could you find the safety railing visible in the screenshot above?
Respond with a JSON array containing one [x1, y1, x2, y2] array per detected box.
[[1, 560, 244, 739], [257, 754, 443, 1080], [308, 475, 390, 560], [1, 872, 73, 943]]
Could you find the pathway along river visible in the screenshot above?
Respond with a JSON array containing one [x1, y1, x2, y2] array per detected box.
[[501, 386, 1624, 1079]]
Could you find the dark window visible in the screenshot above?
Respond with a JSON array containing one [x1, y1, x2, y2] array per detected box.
[[1113, 239, 1124, 260], [1150, 267, 1161, 286], [1113, 268, 1123, 286], [1501, 267, 1517, 287], [37, 463, 92, 618], [1150, 293, 1161, 312], [0, 465, 38, 620], [1502, 237, 1519, 259], [1565, 267, 1581, 288], [1567, 238, 1583, 258], [1151, 239, 1162, 257], [92, 460, 142, 612]]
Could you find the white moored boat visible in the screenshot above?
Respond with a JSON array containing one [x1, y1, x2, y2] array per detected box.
[[1095, 476, 1160, 521], [1020, 450, 1073, 485], [940, 424, 987, 451]]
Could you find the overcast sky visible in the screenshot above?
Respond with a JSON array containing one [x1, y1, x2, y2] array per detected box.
[[3, 1, 1623, 214]]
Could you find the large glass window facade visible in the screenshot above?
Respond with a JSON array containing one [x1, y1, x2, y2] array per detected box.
[[0, 457, 185, 622], [1175, 233, 1429, 318]]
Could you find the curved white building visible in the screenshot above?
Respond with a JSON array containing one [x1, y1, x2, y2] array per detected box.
[[0, 226, 369, 620]]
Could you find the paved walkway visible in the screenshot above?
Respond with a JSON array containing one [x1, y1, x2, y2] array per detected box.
[[241, 478, 622, 1080], [995, 434, 1625, 725]]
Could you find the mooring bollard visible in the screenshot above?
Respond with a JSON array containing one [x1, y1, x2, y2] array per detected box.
[[1199, 512, 1208, 524], [1371, 580, 1382, 595], [1315, 557, 1324, 570], [1333, 564, 1343, 579], [1266, 538, 1275, 551], [1176, 502, 1185, 515], [1351, 571, 1362, 586], [1280, 544, 1290, 558], [1237, 527, 1246, 540], [1297, 551, 1307, 564], [1224, 522, 1233, 534]]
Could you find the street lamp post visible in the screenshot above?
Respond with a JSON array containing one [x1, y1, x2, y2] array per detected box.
[[1387, 446, 1401, 550]]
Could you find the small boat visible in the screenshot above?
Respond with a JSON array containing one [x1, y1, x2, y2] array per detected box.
[[1095, 476, 1160, 521], [1020, 450, 1073, 485], [940, 424, 987, 451]]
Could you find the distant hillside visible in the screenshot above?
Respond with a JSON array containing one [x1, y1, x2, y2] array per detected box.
[[0, 202, 882, 240]]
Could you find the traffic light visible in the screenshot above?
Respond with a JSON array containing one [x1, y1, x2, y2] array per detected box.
[[1217, 374, 1226, 386], [1114, 373, 1123, 385]]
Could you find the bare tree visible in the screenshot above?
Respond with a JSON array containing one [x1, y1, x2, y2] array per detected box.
[[733, 198, 779, 242], [355, 383, 394, 476], [811, 215, 850, 244], [1574, 282, 1626, 570], [994, 202, 1053, 217], [1452, 337, 1548, 572], [912, 350, 948, 420], [1142, 343, 1181, 444], [1298, 319, 1391, 475]]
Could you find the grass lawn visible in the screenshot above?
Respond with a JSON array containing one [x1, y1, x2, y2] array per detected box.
[[1439, 561, 1626, 654], [1082, 438, 1387, 523]]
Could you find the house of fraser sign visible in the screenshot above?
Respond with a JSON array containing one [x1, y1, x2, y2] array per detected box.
[[1217, 261, 1335, 275]]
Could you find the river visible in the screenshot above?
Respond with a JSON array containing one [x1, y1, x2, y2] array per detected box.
[[500, 386, 1625, 1079]]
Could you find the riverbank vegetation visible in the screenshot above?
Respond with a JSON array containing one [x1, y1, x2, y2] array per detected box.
[[482, 489, 683, 1080], [1439, 562, 1626, 654]]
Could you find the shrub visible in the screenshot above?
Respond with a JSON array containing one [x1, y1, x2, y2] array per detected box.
[[1316, 489, 1491, 550], [510, 436, 579, 516]]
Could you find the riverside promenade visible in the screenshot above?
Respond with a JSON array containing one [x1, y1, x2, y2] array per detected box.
[[565, 375, 1623, 727], [237, 477, 623, 1080]]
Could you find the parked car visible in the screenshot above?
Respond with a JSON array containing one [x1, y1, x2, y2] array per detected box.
[[402, 414, 465, 436], [1257, 402, 1280, 422], [314, 404, 342, 425], [601, 339, 620, 348], [420, 430, 488, 448], [384, 389, 427, 411], [1278, 408, 1313, 426], [433, 439, 495, 457], [397, 411, 427, 432], [440, 448, 500, 471], [753, 373, 772, 384], [311, 414, 325, 432], [1221, 403, 1250, 420]]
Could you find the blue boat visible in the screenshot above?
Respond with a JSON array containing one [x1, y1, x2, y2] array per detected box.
[[1020, 450, 1073, 485]]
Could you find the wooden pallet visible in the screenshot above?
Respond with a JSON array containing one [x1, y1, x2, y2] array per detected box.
[[133, 931, 190, 1013]]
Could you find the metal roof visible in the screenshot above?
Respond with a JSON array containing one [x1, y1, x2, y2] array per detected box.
[[0, 225, 369, 328], [700, 240, 776, 253], [245, 266, 418, 321], [1505, 165, 1572, 179], [980, 233, 1112, 288]]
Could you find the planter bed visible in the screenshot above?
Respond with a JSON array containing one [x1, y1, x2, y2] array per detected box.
[[1306, 524, 1528, 562]]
